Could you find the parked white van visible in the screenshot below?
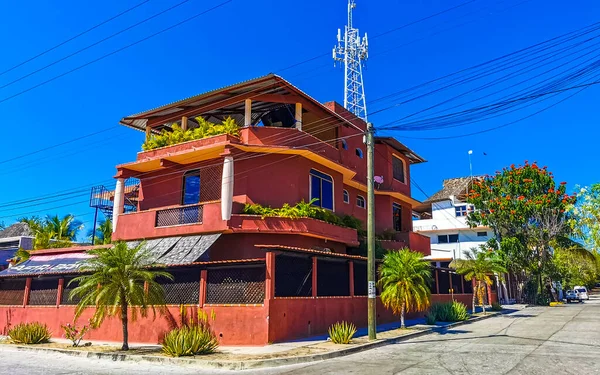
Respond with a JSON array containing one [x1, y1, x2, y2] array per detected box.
[[574, 286, 589, 300]]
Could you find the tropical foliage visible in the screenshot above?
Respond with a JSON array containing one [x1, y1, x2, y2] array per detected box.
[[242, 199, 364, 232], [550, 240, 599, 289], [451, 247, 506, 314], [69, 242, 172, 350], [19, 214, 83, 249], [88, 218, 112, 245], [328, 321, 357, 344], [8, 322, 52, 344], [162, 324, 219, 356], [428, 301, 470, 322], [467, 161, 575, 303], [10, 248, 31, 265], [568, 184, 600, 252], [378, 248, 432, 328], [61, 322, 91, 347], [142, 116, 240, 151]]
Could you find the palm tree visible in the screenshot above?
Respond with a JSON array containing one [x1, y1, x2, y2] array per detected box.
[[45, 214, 83, 242], [378, 248, 432, 328], [88, 218, 112, 245], [451, 246, 507, 314], [69, 242, 172, 350]]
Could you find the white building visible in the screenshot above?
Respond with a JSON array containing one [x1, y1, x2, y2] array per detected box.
[[413, 177, 491, 262]]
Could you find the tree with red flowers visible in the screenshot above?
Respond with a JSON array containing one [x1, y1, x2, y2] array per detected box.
[[467, 161, 575, 303]]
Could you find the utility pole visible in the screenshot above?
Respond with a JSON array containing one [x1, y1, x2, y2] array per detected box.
[[366, 121, 376, 340]]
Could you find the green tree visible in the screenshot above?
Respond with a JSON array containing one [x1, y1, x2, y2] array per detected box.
[[88, 218, 112, 245], [550, 237, 598, 289], [451, 247, 506, 314], [20, 214, 83, 249], [568, 184, 600, 252], [467, 162, 574, 300], [378, 248, 432, 328], [70, 242, 172, 350]]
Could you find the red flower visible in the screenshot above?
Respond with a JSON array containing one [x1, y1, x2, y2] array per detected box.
[[532, 164, 539, 169], [560, 182, 566, 185], [511, 164, 515, 169], [517, 196, 525, 201], [548, 188, 554, 193]]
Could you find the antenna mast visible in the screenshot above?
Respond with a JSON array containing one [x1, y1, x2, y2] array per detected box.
[[333, 0, 369, 121]]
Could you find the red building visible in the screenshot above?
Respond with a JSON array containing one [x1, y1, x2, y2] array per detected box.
[[0, 75, 473, 345]]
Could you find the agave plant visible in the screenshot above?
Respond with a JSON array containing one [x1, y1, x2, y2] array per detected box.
[[328, 321, 357, 344]]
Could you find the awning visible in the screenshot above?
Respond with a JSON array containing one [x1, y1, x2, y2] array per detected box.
[[127, 234, 221, 265], [0, 253, 94, 277]]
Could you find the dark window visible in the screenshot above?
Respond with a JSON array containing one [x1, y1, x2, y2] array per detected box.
[[182, 170, 201, 205], [310, 169, 334, 210], [392, 156, 405, 183], [449, 234, 459, 243], [393, 203, 402, 231], [477, 231, 487, 237], [438, 235, 448, 244], [356, 195, 365, 209], [343, 189, 349, 204], [455, 205, 467, 217], [438, 234, 459, 243], [355, 148, 363, 158], [341, 139, 348, 150]]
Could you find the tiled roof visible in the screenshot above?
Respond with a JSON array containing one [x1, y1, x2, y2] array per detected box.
[[0, 223, 33, 239], [256, 244, 367, 261], [31, 244, 112, 255]]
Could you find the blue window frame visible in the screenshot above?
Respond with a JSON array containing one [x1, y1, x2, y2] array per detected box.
[[310, 169, 334, 210], [182, 170, 201, 205], [343, 189, 349, 204]]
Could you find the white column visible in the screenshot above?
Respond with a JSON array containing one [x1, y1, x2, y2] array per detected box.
[[295, 102, 302, 131], [221, 156, 234, 220], [112, 178, 125, 232], [244, 99, 252, 127]]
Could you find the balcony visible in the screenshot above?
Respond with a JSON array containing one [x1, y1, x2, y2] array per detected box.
[[378, 231, 431, 256], [113, 201, 359, 246]]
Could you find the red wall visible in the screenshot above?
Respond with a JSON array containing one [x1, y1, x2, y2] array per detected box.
[[0, 304, 268, 346]]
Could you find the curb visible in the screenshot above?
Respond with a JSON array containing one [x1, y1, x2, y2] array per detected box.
[[6, 312, 504, 370]]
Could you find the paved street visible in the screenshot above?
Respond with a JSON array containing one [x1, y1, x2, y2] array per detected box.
[[1, 295, 599, 374]]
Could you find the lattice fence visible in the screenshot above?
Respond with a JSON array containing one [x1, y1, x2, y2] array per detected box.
[[353, 261, 367, 296], [317, 259, 349, 297], [275, 254, 312, 297], [159, 268, 200, 305], [200, 164, 223, 202], [206, 266, 265, 304], [156, 205, 203, 227], [61, 277, 81, 305], [0, 279, 25, 305], [29, 278, 59, 306]]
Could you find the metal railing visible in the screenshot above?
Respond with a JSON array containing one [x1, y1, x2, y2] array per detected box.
[[155, 204, 204, 227]]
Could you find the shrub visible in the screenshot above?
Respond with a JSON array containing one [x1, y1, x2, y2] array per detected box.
[[328, 321, 357, 344], [428, 301, 470, 322], [425, 313, 437, 325], [61, 322, 91, 347], [142, 116, 240, 151], [162, 325, 219, 357], [8, 322, 51, 344], [491, 302, 503, 311]]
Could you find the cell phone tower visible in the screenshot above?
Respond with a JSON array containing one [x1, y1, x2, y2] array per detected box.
[[333, 0, 369, 121]]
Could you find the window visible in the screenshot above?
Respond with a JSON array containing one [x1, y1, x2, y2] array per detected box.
[[455, 205, 467, 217], [310, 169, 334, 210], [438, 234, 459, 243], [343, 189, 349, 204], [393, 203, 402, 231], [392, 156, 405, 183], [356, 195, 365, 209], [477, 231, 487, 237], [341, 139, 348, 150], [182, 170, 201, 205], [355, 148, 363, 158]]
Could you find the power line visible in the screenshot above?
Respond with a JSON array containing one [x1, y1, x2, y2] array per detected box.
[[0, 0, 150, 78]]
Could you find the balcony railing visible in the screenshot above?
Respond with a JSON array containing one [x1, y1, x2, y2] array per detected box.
[[155, 204, 204, 227]]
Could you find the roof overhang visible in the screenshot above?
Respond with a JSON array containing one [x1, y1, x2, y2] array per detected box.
[[375, 137, 426, 164]]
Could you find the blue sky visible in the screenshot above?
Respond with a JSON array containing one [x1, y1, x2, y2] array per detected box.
[[0, 0, 598, 238]]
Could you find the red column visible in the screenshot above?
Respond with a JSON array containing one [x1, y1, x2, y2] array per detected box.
[[199, 269, 207, 307], [448, 271, 453, 295], [348, 261, 354, 297], [23, 278, 32, 307], [312, 257, 318, 298], [265, 252, 276, 301], [56, 278, 64, 307], [460, 276, 465, 294], [434, 269, 440, 294], [487, 283, 492, 305]]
